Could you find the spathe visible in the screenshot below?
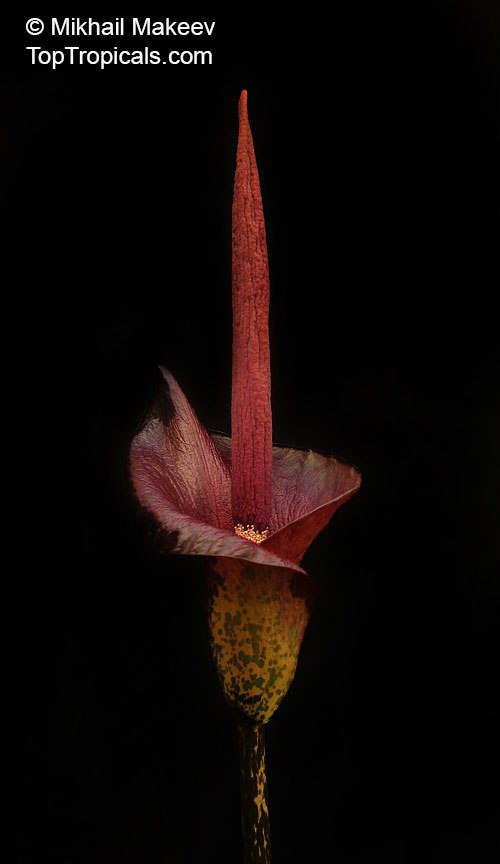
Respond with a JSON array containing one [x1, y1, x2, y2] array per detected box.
[[131, 368, 360, 574]]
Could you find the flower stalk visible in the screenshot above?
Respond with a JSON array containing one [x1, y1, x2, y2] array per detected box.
[[238, 723, 272, 864]]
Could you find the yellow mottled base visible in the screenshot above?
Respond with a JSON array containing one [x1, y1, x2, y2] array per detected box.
[[207, 558, 314, 725]]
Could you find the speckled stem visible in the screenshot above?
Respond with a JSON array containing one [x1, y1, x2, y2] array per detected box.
[[238, 722, 272, 864]]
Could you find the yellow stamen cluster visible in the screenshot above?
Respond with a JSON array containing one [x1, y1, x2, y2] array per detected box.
[[234, 524, 270, 544]]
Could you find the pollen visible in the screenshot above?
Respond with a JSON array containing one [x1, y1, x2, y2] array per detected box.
[[234, 524, 270, 544]]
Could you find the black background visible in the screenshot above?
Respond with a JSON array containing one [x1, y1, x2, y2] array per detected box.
[[6, 4, 500, 862]]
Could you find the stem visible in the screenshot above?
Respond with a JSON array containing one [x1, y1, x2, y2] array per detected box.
[[238, 722, 272, 864]]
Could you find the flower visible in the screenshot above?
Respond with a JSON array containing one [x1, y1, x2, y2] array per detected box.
[[130, 92, 361, 724]]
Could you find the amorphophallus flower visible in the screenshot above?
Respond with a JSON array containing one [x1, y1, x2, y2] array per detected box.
[[130, 91, 361, 864]]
